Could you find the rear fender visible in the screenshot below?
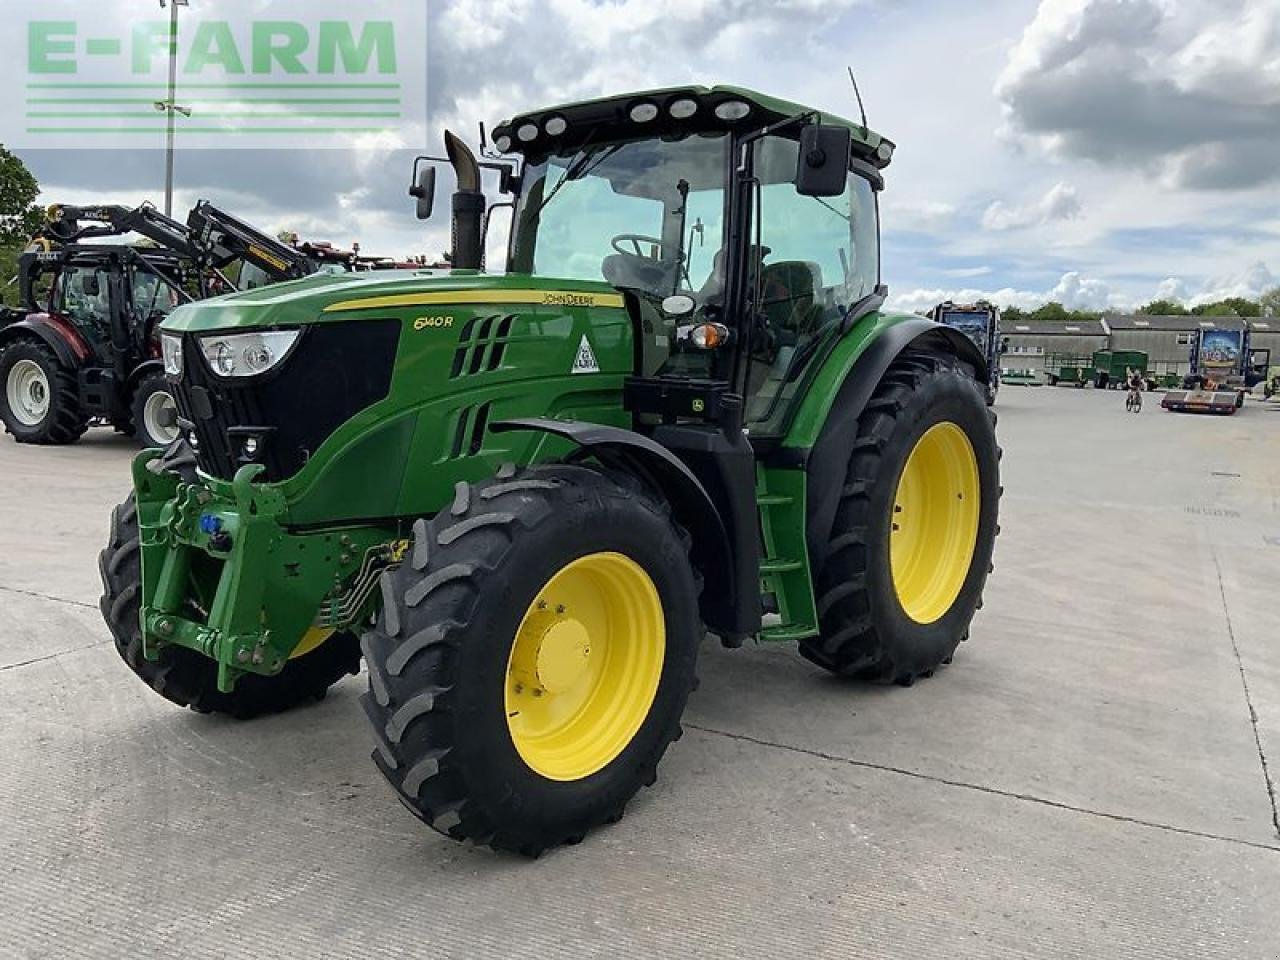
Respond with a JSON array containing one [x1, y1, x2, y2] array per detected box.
[[0, 314, 91, 369], [794, 317, 989, 570]]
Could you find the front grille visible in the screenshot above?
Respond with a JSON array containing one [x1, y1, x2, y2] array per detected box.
[[174, 319, 400, 481]]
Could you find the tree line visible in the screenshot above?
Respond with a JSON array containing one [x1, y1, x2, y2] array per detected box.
[[1002, 292, 1280, 325]]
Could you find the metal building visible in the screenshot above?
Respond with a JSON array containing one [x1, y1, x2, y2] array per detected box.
[[1105, 315, 1250, 377], [1248, 319, 1280, 375], [1000, 317, 1110, 377]]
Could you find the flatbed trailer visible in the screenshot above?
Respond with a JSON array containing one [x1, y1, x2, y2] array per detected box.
[[1161, 389, 1241, 414]]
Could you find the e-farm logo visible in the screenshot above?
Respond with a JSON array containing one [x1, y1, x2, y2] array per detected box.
[[4, 0, 426, 149]]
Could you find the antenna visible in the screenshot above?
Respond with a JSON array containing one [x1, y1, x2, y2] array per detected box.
[[847, 67, 868, 134]]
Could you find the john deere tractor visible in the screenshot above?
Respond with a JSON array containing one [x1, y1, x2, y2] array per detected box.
[[99, 87, 1000, 855]]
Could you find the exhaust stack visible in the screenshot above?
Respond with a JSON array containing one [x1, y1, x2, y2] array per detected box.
[[445, 130, 485, 270]]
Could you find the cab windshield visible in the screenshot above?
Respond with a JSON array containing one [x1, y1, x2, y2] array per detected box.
[[509, 133, 729, 300], [941, 311, 992, 354]]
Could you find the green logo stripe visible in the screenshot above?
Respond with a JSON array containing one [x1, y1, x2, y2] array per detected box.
[[28, 97, 400, 104], [26, 126, 398, 134], [27, 111, 402, 118], [27, 82, 402, 89]]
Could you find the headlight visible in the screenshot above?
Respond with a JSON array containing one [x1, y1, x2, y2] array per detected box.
[[161, 333, 183, 376], [714, 100, 751, 122], [199, 330, 301, 379]]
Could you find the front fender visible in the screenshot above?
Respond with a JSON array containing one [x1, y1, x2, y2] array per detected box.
[[492, 417, 742, 636]]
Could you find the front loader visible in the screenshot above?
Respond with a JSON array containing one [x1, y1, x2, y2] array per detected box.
[[99, 86, 1000, 855]]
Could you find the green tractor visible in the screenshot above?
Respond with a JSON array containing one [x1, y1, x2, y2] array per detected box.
[[99, 87, 1000, 855]]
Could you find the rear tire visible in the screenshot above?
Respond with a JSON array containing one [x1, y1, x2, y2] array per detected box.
[[0, 339, 87, 444], [99, 493, 361, 719], [361, 464, 701, 855], [801, 350, 1000, 683]]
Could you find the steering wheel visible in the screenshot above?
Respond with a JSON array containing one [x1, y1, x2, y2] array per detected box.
[[610, 234, 674, 261]]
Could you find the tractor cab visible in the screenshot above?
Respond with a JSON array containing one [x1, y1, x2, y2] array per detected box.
[[17, 244, 191, 361], [928, 301, 1001, 405], [415, 86, 892, 439]]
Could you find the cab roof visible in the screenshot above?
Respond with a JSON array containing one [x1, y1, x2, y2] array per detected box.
[[491, 85, 895, 169]]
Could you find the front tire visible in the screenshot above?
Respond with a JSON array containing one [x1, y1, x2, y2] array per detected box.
[[0, 339, 87, 444], [99, 494, 361, 719], [131, 371, 181, 448], [361, 464, 701, 855], [801, 350, 1000, 683]]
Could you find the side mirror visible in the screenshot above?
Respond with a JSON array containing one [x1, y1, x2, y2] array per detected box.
[[796, 124, 851, 198], [410, 164, 437, 221]]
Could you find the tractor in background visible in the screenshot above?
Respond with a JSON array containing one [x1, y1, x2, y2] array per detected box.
[[929, 301, 1001, 404], [1, 202, 335, 446], [100, 86, 1001, 855]]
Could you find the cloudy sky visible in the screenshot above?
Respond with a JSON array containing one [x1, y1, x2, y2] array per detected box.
[[14, 0, 1280, 313]]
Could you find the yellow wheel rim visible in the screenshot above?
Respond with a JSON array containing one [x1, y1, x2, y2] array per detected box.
[[289, 626, 334, 660], [890, 422, 981, 625], [505, 552, 665, 781]]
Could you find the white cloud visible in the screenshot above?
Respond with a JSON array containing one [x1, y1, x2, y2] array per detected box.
[[1187, 261, 1277, 306], [883, 198, 956, 233], [982, 182, 1082, 231], [1155, 277, 1188, 302], [888, 269, 1119, 314], [996, 0, 1280, 190]]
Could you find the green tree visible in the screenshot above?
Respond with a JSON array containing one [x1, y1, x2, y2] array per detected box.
[[1137, 299, 1188, 315], [1191, 297, 1261, 318], [0, 145, 42, 308], [1030, 301, 1069, 323], [1259, 287, 1280, 318]]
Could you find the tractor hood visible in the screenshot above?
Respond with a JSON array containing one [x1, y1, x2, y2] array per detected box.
[[160, 270, 626, 334]]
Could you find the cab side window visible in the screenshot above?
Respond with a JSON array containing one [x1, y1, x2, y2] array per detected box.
[[745, 135, 879, 432]]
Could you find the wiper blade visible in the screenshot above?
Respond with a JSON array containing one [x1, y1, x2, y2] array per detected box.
[[527, 143, 623, 221]]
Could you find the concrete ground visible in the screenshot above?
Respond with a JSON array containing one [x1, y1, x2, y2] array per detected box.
[[2, 387, 1279, 960]]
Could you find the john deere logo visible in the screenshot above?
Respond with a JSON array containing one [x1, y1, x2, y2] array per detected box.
[[571, 334, 600, 375]]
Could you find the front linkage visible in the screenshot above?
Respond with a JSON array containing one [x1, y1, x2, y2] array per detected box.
[[131, 450, 403, 693]]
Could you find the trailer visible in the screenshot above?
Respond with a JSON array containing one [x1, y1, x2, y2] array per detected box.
[[1091, 349, 1149, 389], [1043, 354, 1092, 387]]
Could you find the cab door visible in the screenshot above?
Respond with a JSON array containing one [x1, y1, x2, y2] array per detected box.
[[739, 134, 881, 438]]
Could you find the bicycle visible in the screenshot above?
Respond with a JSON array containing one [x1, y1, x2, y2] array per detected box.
[[1126, 387, 1142, 413]]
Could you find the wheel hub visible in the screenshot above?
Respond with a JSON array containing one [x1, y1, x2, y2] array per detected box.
[[890, 421, 981, 624], [505, 552, 665, 781], [142, 389, 180, 445], [6, 360, 51, 427], [534, 617, 592, 693]]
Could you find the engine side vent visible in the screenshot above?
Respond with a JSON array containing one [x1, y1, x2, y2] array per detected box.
[[449, 313, 518, 379], [446, 402, 493, 459]]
